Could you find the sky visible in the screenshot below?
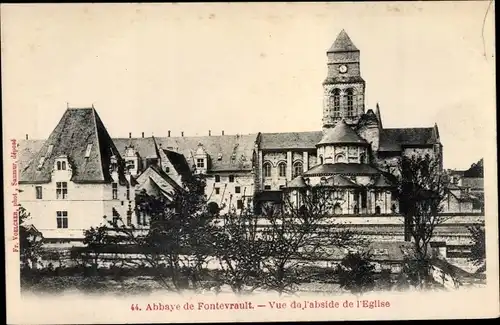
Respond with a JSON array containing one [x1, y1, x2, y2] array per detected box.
[[1, 2, 496, 170]]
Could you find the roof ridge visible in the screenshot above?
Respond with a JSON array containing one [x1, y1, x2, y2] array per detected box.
[[91, 107, 106, 182]]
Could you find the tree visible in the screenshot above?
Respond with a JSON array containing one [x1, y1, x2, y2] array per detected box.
[[19, 205, 44, 271], [82, 224, 110, 275], [396, 153, 447, 288], [100, 173, 218, 293], [377, 268, 394, 291], [258, 185, 365, 295], [336, 252, 376, 294], [213, 206, 265, 295], [467, 221, 486, 273]]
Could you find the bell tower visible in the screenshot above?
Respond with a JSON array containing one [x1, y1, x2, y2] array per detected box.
[[322, 30, 366, 132]]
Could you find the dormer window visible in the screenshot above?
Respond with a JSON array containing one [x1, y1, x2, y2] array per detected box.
[[55, 156, 69, 171], [56, 161, 67, 170], [85, 144, 93, 158], [37, 157, 46, 170], [46, 145, 54, 157], [217, 153, 223, 160], [196, 158, 205, 168]]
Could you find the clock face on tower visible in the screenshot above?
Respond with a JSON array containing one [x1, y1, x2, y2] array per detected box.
[[339, 65, 348, 74]]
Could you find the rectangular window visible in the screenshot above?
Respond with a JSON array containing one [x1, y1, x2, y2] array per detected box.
[[229, 175, 235, 183], [84, 144, 93, 158], [235, 186, 241, 194], [264, 185, 271, 190], [56, 211, 68, 229], [126, 185, 130, 200], [196, 158, 205, 168], [112, 183, 118, 199], [126, 160, 135, 170], [215, 187, 220, 195], [237, 200, 244, 209], [36, 186, 43, 199], [56, 182, 68, 199], [215, 175, 220, 182], [126, 211, 132, 227]]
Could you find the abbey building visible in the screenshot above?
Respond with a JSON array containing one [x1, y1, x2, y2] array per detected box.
[[17, 30, 479, 241]]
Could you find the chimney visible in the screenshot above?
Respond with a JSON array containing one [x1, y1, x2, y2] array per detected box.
[[181, 131, 184, 137], [209, 130, 211, 136], [222, 130, 224, 136], [141, 132, 144, 138], [25, 134, 28, 140], [129, 132, 131, 139], [168, 130, 171, 137]]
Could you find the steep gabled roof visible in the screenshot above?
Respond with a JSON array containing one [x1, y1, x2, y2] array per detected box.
[[328, 30, 359, 53], [20, 107, 126, 184], [163, 149, 192, 177], [379, 127, 439, 152], [136, 164, 183, 194], [318, 119, 368, 146], [260, 131, 322, 150]]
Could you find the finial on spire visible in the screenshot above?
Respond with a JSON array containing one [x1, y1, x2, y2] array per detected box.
[[66, 102, 69, 109], [92, 103, 95, 109]]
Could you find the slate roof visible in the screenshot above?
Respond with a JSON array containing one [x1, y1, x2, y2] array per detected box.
[[163, 149, 192, 177], [113, 137, 158, 159], [135, 165, 183, 199], [324, 175, 359, 187], [318, 119, 368, 146], [260, 131, 322, 150], [304, 163, 380, 176], [460, 177, 484, 190], [370, 174, 395, 188], [20, 108, 127, 184], [286, 175, 307, 188], [327, 29, 359, 53], [379, 127, 439, 152], [18, 139, 45, 172], [155, 134, 257, 172]]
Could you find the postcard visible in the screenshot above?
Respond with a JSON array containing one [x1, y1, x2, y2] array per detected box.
[[2, 2, 498, 324]]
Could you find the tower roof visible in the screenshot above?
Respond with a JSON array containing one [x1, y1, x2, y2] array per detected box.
[[328, 30, 359, 53], [318, 119, 368, 146], [20, 107, 127, 184]]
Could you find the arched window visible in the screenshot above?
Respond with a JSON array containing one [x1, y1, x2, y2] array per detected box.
[[329, 89, 341, 117], [345, 88, 354, 117], [319, 155, 324, 164], [57, 161, 61, 170], [263, 162, 272, 178], [293, 161, 303, 178], [335, 154, 346, 163], [278, 162, 287, 177], [61, 161, 66, 170]]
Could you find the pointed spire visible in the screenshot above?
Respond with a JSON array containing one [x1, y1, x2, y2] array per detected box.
[[328, 29, 359, 53]]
